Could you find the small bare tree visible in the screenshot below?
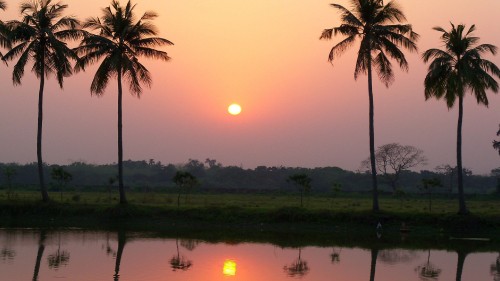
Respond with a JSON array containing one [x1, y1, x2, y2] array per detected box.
[[287, 173, 312, 207], [361, 143, 427, 192]]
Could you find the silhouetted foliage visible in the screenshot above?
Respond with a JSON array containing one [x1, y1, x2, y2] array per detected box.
[[423, 23, 500, 214], [361, 143, 427, 192], [75, 0, 173, 205], [320, 0, 419, 212], [494, 124, 500, 155], [3, 0, 84, 202], [172, 171, 198, 208], [287, 173, 312, 207]]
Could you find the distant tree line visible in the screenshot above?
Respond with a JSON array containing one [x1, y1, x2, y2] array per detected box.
[[0, 159, 498, 195]]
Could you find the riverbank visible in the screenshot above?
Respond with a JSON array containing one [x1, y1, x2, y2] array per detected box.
[[1, 199, 499, 249]]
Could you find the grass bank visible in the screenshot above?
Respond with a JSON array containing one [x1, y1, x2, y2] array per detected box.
[[1, 191, 499, 246]]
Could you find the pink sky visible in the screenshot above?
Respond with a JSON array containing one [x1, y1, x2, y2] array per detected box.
[[0, 0, 498, 174]]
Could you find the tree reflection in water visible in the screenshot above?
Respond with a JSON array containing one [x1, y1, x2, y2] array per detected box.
[[415, 249, 442, 280], [379, 249, 419, 265], [1, 247, 16, 262], [455, 250, 468, 281], [32, 230, 46, 281], [47, 232, 70, 270], [330, 247, 341, 264], [170, 238, 192, 271], [369, 249, 378, 281], [180, 239, 200, 251], [113, 231, 127, 281], [283, 248, 309, 278], [491, 253, 500, 281]]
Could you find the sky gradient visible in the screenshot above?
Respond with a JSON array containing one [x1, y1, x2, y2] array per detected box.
[[0, 0, 498, 174]]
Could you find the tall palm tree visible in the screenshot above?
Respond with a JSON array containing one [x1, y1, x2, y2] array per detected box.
[[422, 23, 499, 215], [320, 0, 418, 212], [75, 0, 173, 204], [0, 1, 10, 59], [3, 0, 83, 202]]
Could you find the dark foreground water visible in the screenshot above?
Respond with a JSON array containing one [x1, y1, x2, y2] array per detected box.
[[0, 228, 498, 281]]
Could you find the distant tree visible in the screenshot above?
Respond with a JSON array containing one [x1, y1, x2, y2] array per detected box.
[[287, 173, 312, 207], [320, 0, 419, 212], [494, 124, 500, 155], [492, 168, 500, 194], [423, 23, 500, 215], [75, 0, 174, 205], [361, 143, 427, 192], [107, 176, 117, 202], [331, 182, 342, 206], [2, 166, 16, 200], [420, 178, 442, 212], [205, 158, 222, 169], [3, 0, 84, 202], [435, 164, 456, 194], [51, 167, 72, 201], [172, 171, 198, 208]]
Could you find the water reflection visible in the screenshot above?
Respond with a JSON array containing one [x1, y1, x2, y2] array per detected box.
[[47, 232, 70, 270], [0, 229, 497, 281], [415, 250, 442, 280], [283, 248, 309, 278], [113, 231, 126, 281], [32, 230, 46, 281], [491, 253, 500, 281], [170, 238, 192, 271]]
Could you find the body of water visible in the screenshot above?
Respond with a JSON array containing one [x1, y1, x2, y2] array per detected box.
[[0, 229, 498, 280]]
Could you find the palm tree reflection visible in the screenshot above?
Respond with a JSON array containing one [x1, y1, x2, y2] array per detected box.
[[455, 250, 468, 281], [33, 230, 47, 281], [415, 250, 442, 280], [170, 239, 192, 271], [284, 248, 310, 278], [491, 253, 500, 281], [369, 249, 378, 281], [113, 231, 127, 281]]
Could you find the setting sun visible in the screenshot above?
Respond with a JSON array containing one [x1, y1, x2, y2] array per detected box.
[[223, 259, 236, 276], [228, 104, 242, 115]]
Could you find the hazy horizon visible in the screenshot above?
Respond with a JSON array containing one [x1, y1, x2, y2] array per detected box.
[[0, 0, 498, 175]]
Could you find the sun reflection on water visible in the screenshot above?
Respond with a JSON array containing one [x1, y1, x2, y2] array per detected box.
[[223, 259, 236, 276]]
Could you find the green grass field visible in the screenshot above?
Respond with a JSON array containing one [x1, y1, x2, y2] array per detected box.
[[1, 190, 499, 216]]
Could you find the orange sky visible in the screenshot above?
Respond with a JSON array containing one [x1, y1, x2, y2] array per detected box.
[[0, 0, 498, 174]]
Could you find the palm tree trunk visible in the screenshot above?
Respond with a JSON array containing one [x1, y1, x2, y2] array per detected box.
[[117, 68, 127, 205], [456, 95, 467, 214], [37, 65, 49, 202], [367, 58, 379, 212]]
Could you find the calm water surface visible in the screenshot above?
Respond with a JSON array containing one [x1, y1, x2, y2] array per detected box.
[[0, 229, 498, 281]]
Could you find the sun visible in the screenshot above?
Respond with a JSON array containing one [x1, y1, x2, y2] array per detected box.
[[228, 103, 242, 115]]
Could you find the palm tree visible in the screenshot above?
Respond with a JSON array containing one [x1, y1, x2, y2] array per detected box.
[[75, 0, 173, 204], [320, 0, 418, 212], [0, 1, 10, 59], [3, 0, 83, 202], [422, 23, 500, 215]]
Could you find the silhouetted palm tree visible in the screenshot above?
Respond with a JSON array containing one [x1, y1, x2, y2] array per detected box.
[[423, 23, 500, 215], [75, 0, 173, 204], [3, 0, 83, 202], [0, 1, 10, 59], [320, 0, 418, 212]]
